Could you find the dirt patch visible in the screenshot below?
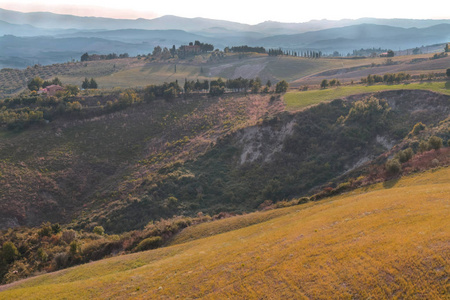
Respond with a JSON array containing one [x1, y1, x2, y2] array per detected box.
[[237, 119, 295, 165]]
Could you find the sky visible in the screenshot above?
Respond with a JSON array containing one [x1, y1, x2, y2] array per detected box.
[[1, 0, 449, 24]]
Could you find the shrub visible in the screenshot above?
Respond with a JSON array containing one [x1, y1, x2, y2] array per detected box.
[[134, 236, 163, 252], [297, 197, 310, 204], [51, 223, 62, 234], [386, 159, 401, 175], [395, 148, 414, 163], [419, 141, 429, 153], [431, 158, 440, 167], [93, 226, 105, 236], [69, 241, 80, 256], [37, 248, 48, 262], [2, 241, 19, 264], [275, 80, 289, 93], [54, 252, 70, 269], [428, 136, 443, 151], [61, 229, 77, 244], [410, 122, 426, 135], [38, 222, 53, 237]]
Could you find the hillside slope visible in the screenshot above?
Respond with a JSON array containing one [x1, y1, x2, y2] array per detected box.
[[0, 89, 448, 232], [1, 167, 448, 298]]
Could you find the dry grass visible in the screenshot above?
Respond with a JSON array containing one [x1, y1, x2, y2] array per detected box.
[[1, 167, 449, 299]]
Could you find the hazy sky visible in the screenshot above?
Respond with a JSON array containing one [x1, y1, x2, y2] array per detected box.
[[2, 0, 449, 24]]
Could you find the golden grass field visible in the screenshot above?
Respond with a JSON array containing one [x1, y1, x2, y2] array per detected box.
[[1, 167, 449, 299]]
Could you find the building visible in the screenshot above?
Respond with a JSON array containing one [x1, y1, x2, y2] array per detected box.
[[38, 85, 64, 96]]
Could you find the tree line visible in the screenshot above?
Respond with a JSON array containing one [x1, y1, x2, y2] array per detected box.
[[361, 72, 411, 84], [81, 53, 129, 62], [268, 48, 322, 58], [228, 46, 266, 54]]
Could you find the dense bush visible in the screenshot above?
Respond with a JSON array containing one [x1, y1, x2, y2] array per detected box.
[[428, 136, 443, 150], [2, 242, 19, 264], [275, 80, 289, 93], [395, 148, 414, 163], [386, 159, 402, 175], [93, 226, 105, 236], [134, 236, 163, 252]]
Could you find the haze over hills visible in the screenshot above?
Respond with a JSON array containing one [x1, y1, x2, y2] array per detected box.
[[0, 8, 449, 68]]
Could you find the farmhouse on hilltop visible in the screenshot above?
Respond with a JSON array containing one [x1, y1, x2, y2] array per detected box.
[[38, 85, 64, 96]]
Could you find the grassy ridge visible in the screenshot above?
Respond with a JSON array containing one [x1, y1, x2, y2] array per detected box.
[[284, 81, 450, 111], [2, 167, 449, 299]]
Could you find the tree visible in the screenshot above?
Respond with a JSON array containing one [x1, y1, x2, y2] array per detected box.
[[275, 80, 289, 93], [65, 85, 80, 96], [81, 52, 90, 62], [445, 43, 450, 53], [387, 50, 395, 57], [89, 78, 98, 89], [28, 76, 44, 91], [250, 77, 262, 93], [419, 140, 429, 153], [385, 159, 401, 175], [320, 79, 329, 89], [428, 136, 443, 151], [82, 77, 90, 89], [2, 241, 19, 264], [152, 46, 162, 57], [446, 68, 450, 78], [93, 226, 105, 235]]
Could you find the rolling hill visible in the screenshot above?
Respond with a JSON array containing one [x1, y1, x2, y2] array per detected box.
[[0, 8, 449, 68], [0, 86, 448, 233], [0, 167, 448, 298]]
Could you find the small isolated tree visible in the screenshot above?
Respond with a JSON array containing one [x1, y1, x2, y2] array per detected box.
[[275, 80, 288, 93], [446, 68, 450, 77], [93, 226, 105, 235], [428, 136, 443, 151], [387, 50, 395, 57], [2, 241, 19, 264], [320, 79, 329, 89]]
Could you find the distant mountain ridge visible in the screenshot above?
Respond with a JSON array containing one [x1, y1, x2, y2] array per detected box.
[[0, 8, 449, 68], [1, 8, 449, 34]]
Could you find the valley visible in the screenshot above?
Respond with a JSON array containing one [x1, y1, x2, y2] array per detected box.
[[0, 7, 449, 297]]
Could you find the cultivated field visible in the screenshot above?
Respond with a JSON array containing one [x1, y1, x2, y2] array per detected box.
[[284, 81, 450, 111], [4, 52, 446, 97], [1, 167, 448, 299]]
